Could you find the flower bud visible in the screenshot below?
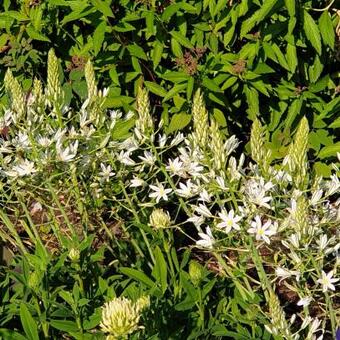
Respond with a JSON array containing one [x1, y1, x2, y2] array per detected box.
[[149, 209, 171, 229]]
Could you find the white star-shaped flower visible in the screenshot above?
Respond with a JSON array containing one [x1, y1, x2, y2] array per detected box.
[[317, 270, 339, 292], [196, 226, 214, 249], [216, 209, 242, 233], [149, 182, 172, 203], [247, 216, 277, 244]]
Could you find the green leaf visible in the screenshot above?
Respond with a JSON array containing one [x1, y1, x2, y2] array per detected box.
[[20, 304, 39, 340], [120, 267, 156, 288], [284, 0, 295, 17], [91, 0, 114, 17], [303, 10, 322, 55], [127, 44, 147, 60], [152, 246, 168, 293], [162, 72, 190, 83], [26, 26, 50, 42], [167, 113, 191, 133], [285, 97, 303, 129], [213, 108, 227, 127], [50, 320, 79, 333], [3, 10, 29, 21], [93, 21, 106, 56], [163, 83, 187, 102], [286, 43, 297, 73], [170, 31, 194, 49], [319, 11, 335, 49], [318, 142, 340, 159], [202, 77, 223, 93], [329, 117, 340, 128], [144, 81, 167, 97], [152, 40, 163, 69], [0, 329, 27, 340], [240, 0, 278, 37]]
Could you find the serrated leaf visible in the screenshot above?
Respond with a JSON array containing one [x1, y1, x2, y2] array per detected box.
[[319, 11, 335, 49], [170, 31, 194, 49], [93, 20, 106, 56], [144, 81, 167, 97], [167, 113, 191, 133], [26, 26, 50, 42], [303, 10, 322, 55]]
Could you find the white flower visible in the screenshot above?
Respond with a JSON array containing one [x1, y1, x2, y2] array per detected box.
[[216, 176, 228, 190], [275, 267, 300, 282], [6, 159, 37, 177], [310, 189, 323, 206], [196, 227, 214, 249], [245, 178, 274, 209], [297, 296, 312, 307], [317, 270, 339, 292], [187, 214, 205, 227], [194, 204, 213, 218], [139, 151, 156, 166], [170, 133, 184, 146], [176, 180, 197, 198], [224, 135, 240, 156], [99, 163, 115, 182], [198, 189, 211, 203], [149, 182, 172, 203], [247, 216, 277, 244], [326, 174, 340, 196], [158, 134, 167, 147], [117, 151, 136, 166], [166, 158, 185, 176], [37, 135, 53, 148], [216, 209, 242, 233], [130, 176, 145, 187], [56, 140, 78, 162]]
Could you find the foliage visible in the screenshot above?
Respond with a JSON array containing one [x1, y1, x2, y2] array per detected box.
[[0, 0, 339, 173], [0, 54, 339, 339]]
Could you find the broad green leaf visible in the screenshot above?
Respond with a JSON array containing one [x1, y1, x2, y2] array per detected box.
[[93, 20, 106, 56], [318, 142, 340, 159], [329, 117, 340, 128], [170, 38, 183, 57], [303, 10, 322, 55], [162, 72, 190, 83], [314, 162, 332, 177], [144, 81, 167, 97], [167, 113, 191, 133], [3, 11, 29, 21], [202, 77, 223, 93], [152, 40, 163, 68], [308, 55, 323, 83], [50, 320, 79, 333], [244, 85, 259, 120], [20, 304, 39, 340], [26, 26, 50, 42], [163, 83, 187, 102], [162, 3, 182, 21], [221, 76, 238, 90], [127, 44, 147, 60], [213, 108, 227, 127], [319, 11, 335, 49], [120, 267, 156, 288], [152, 246, 168, 293], [91, 0, 114, 17], [170, 31, 194, 49]]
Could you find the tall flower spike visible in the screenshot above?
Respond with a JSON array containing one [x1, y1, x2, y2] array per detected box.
[[265, 290, 293, 340], [85, 59, 97, 100], [46, 49, 64, 109], [192, 89, 208, 150], [32, 78, 45, 110], [135, 86, 153, 137], [4, 69, 25, 123], [286, 117, 309, 190], [210, 118, 225, 172], [295, 196, 309, 236], [250, 118, 270, 175]]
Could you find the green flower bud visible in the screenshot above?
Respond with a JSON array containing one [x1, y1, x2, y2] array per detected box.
[[149, 209, 171, 229]]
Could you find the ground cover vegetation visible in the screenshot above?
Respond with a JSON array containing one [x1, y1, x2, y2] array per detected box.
[[0, 1, 339, 340]]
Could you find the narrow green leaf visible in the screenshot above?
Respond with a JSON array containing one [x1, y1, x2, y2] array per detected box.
[[50, 320, 79, 333], [163, 83, 187, 102], [127, 44, 147, 60], [120, 267, 156, 288], [93, 21, 106, 56], [20, 304, 39, 340], [284, 0, 295, 17], [152, 40, 163, 68], [152, 246, 168, 293], [0, 329, 27, 340], [286, 43, 297, 73], [319, 11, 335, 49], [303, 10, 322, 55], [202, 77, 223, 93], [144, 81, 167, 97], [285, 97, 303, 129], [170, 31, 194, 49]]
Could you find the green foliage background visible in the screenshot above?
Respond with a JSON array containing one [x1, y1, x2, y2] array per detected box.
[[0, 0, 339, 171]]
